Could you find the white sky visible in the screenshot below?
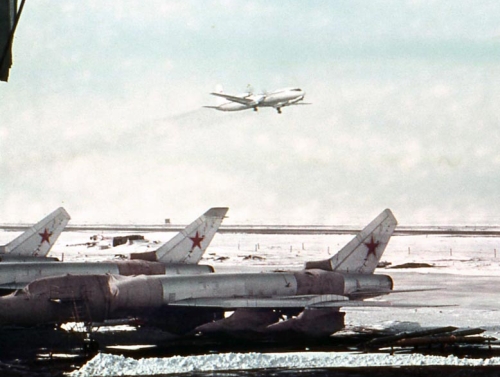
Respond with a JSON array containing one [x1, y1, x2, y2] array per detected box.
[[1, 1, 500, 225]]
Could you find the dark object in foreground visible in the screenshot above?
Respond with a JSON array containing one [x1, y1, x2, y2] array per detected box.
[[363, 326, 497, 354], [389, 263, 435, 269]]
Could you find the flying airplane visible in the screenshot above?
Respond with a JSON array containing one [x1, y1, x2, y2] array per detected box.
[[0, 207, 228, 292], [0, 207, 70, 262], [204, 87, 309, 114], [0, 209, 416, 339]]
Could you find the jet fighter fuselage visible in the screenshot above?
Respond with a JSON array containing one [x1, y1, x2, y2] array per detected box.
[[0, 261, 214, 291], [0, 269, 393, 328]]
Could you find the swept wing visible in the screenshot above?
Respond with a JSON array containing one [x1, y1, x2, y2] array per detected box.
[[210, 92, 260, 106], [168, 294, 444, 309]]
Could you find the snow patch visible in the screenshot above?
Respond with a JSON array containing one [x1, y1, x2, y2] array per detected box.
[[71, 352, 500, 376]]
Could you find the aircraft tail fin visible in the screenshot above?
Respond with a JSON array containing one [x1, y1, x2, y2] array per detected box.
[[214, 84, 224, 94], [214, 84, 226, 105], [1, 207, 71, 257], [131, 207, 228, 264], [305, 209, 397, 274]]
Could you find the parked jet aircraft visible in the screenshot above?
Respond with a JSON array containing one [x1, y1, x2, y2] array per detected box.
[[0, 209, 407, 338], [0, 207, 228, 292], [0, 207, 70, 262], [204, 87, 309, 114]]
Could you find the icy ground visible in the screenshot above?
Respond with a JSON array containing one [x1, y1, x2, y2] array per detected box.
[[70, 352, 500, 376], [2, 228, 500, 374]]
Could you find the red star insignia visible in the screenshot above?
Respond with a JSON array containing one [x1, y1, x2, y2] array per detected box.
[[364, 235, 379, 258], [39, 228, 53, 244], [189, 231, 205, 251]]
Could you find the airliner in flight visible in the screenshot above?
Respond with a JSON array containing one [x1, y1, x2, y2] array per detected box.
[[204, 87, 309, 114]]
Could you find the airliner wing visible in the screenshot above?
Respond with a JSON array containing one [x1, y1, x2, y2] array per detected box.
[[210, 92, 255, 105]]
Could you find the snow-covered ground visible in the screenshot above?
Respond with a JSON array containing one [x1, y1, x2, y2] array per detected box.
[[2, 228, 500, 375], [70, 351, 500, 376]]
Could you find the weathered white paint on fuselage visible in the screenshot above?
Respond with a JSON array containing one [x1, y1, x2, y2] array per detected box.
[[259, 88, 305, 108]]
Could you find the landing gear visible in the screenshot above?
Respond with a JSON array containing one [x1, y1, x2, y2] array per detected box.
[[276, 107, 282, 114], [253, 107, 258, 112]]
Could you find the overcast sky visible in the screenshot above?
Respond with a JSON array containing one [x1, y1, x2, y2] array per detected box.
[[1, 1, 500, 225]]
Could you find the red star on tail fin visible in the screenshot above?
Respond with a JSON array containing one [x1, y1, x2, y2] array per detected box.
[[364, 235, 379, 258], [189, 231, 205, 251], [39, 228, 53, 244]]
